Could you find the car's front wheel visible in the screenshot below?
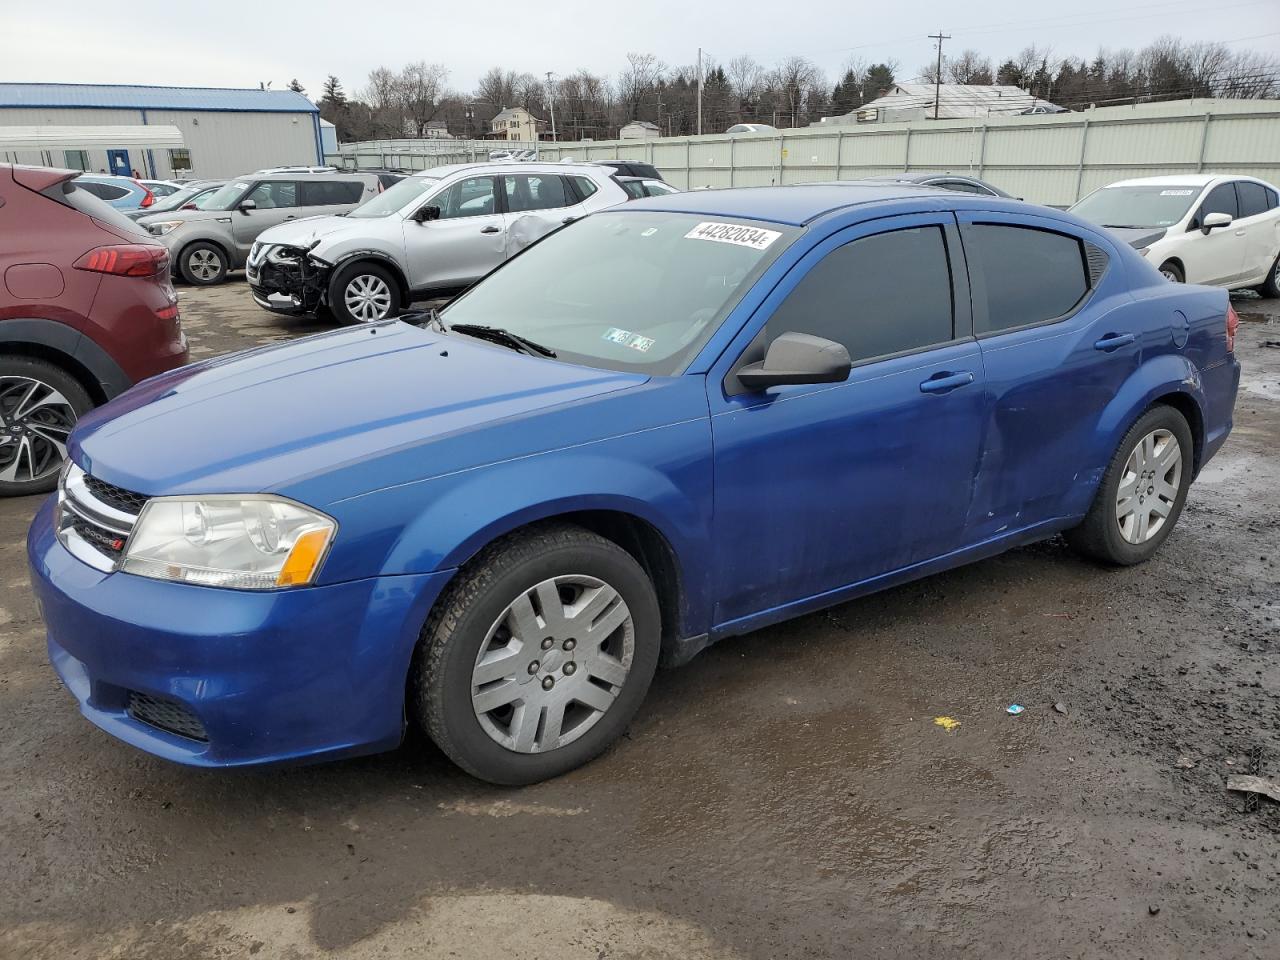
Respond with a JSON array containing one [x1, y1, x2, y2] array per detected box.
[[0, 358, 92, 497], [1158, 260, 1184, 283], [329, 262, 402, 325], [414, 524, 661, 785], [179, 241, 229, 285], [1065, 405, 1194, 565]]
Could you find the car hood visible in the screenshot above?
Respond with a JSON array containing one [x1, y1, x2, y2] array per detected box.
[[256, 214, 367, 250], [1099, 226, 1168, 249], [70, 320, 649, 499]]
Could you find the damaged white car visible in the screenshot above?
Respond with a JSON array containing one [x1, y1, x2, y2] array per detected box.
[[247, 162, 630, 324]]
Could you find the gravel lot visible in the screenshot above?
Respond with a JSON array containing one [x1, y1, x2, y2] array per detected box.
[[1, 278, 1276, 960]]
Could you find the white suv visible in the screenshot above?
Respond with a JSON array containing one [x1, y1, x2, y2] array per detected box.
[[1070, 174, 1280, 296], [247, 162, 629, 324]]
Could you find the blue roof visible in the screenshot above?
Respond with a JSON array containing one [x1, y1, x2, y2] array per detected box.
[[0, 83, 318, 114], [627, 183, 954, 226]]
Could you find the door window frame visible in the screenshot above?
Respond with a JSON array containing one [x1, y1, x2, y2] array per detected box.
[[717, 212, 974, 400]]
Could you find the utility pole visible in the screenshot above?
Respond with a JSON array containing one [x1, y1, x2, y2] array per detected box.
[[697, 48, 704, 137], [545, 71, 558, 142], [929, 30, 950, 120]]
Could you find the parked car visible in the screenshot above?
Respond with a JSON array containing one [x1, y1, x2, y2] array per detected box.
[[29, 183, 1239, 783], [353, 168, 408, 190], [616, 176, 680, 199], [1069, 174, 1280, 295], [253, 165, 338, 175], [124, 180, 225, 221], [73, 174, 156, 211], [488, 149, 538, 162], [596, 160, 666, 182], [138, 173, 380, 286], [0, 164, 188, 495], [247, 162, 629, 324], [854, 172, 1016, 198], [726, 123, 777, 134], [139, 180, 181, 198]]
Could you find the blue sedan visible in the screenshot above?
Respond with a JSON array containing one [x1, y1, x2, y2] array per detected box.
[[28, 184, 1241, 784]]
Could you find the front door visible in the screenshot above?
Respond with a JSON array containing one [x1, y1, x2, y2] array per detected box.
[[229, 180, 301, 264], [404, 175, 507, 289], [106, 150, 130, 176], [708, 214, 986, 628], [1186, 182, 1247, 286]]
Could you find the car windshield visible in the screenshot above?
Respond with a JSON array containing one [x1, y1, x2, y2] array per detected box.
[[1070, 184, 1203, 228], [347, 176, 440, 218], [441, 211, 798, 375], [147, 184, 205, 213], [200, 180, 252, 211]]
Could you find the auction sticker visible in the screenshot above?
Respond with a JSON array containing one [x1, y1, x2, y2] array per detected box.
[[684, 221, 781, 250], [1159, 189, 1194, 196], [603, 327, 656, 352]]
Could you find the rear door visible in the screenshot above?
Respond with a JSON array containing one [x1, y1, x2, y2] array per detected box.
[[502, 174, 583, 253], [229, 180, 300, 261], [708, 214, 986, 625], [1233, 180, 1280, 283], [403, 175, 505, 289], [1185, 182, 1247, 285], [957, 211, 1134, 538], [297, 178, 367, 219]]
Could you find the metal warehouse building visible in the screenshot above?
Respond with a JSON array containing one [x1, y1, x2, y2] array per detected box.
[[0, 83, 323, 179]]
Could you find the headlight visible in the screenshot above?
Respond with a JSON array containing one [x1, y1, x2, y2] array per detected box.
[[148, 221, 183, 236], [122, 496, 336, 589]]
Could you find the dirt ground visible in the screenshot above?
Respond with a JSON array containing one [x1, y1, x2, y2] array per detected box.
[[0, 278, 1276, 960]]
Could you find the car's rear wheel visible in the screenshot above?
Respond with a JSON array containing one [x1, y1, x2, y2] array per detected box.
[[179, 242, 228, 285], [1255, 253, 1280, 298], [413, 524, 661, 785], [1158, 261, 1184, 283], [1065, 405, 1194, 565], [329, 262, 401, 325], [0, 358, 92, 497]]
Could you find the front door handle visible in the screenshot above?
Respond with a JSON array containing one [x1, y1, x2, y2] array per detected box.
[[284, 215, 296, 220], [1234, 229, 1246, 236], [1094, 332, 1136, 351], [919, 371, 975, 394], [480, 225, 501, 234]]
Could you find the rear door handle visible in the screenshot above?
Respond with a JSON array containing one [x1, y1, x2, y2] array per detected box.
[[480, 225, 501, 234], [919, 371, 975, 394], [284, 215, 296, 220], [1094, 332, 1136, 351]]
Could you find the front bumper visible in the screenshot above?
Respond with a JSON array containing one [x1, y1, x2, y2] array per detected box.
[[246, 249, 329, 316], [27, 498, 453, 767]]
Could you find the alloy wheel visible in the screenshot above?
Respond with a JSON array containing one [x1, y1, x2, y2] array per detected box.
[[1115, 428, 1182, 544], [1160, 266, 1181, 282], [188, 248, 222, 281], [470, 574, 634, 754], [343, 274, 393, 323], [0, 376, 77, 484]]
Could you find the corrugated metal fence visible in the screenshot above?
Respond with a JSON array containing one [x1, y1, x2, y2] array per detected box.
[[329, 98, 1280, 207]]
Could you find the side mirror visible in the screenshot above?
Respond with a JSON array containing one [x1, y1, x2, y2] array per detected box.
[[736, 332, 851, 391], [180, 202, 197, 209], [238, 198, 257, 213], [413, 205, 441, 223], [1202, 211, 1232, 234]]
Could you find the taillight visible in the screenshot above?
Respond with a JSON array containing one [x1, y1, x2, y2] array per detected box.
[[157, 303, 180, 321], [1226, 304, 1239, 353], [136, 181, 155, 208], [74, 245, 169, 277]]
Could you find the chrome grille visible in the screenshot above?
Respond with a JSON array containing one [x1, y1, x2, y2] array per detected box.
[[55, 463, 146, 572]]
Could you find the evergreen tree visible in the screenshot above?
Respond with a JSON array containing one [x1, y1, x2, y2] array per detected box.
[[288, 78, 305, 94]]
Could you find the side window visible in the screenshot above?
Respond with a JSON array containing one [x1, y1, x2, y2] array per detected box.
[[1194, 183, 1238, 227], [81, 182, 130, 201], [437, 176, 496, 219], [246, 181, 299, 209], [766, 226, 954, 364], [63, 150, 90, 171], [570, 176, 598, 200], [300, 180, 364, 205], [503, 175, 572, 212], [966, 224, 1088, 334], [620, 180, 645, 200], [1235, 181, 1269, 219], [1265, 187, 1279, 210]]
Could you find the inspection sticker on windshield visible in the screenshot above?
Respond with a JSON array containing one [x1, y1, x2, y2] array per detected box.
[[684, 221, 781, 250], [603, 327, 655, 353], [1160, 189, 1194, 196]]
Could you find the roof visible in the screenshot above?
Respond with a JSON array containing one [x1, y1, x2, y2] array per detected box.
[[0, 83, 318, 114], [625, 183, 970, 226], [418, 161, 609, 179], [622, 121, 660, 130], [848, 83, 1062, 120], [1102, 174, 1221, 187], [492, 107, 545, 123]]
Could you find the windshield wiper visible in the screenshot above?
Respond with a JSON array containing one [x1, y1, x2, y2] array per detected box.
[[1101, 224, 1149, 229], [443, 322, 558, 359]]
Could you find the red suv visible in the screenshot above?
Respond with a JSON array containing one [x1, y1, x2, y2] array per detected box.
[[0, 164, 188, 496]]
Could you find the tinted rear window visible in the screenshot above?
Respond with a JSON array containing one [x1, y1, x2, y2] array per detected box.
[[965, 224, 1088, 334], [56, 180, 150, 237], [300, 180, 365, 205], [1236, 181, 1270, 219]]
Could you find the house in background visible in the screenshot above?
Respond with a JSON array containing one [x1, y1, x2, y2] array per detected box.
[[489, 106, 547, 142], [619, 120, 661, 140], [820, 83, 1067, 125], [422, 119, 454, 140], [0, 83, 323, 178]]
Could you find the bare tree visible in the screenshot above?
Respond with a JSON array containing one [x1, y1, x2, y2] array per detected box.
[[946, 49, 995, 85], [768, 56, 824, 127], [727, 54, 765, 120], [475, 67, 520, 110], [397, 61, 451, 137], [618, 52, 666, 121]]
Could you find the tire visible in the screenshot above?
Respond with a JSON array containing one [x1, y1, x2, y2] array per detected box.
[[178, 241, 228, 285], [414, 523, 661, 785], [1065, 405, 1194, 566], [1254, 253, 1280, 299], [1158, 261, 1184, 283], [0, 357, 93, 497], [328, 262, 402, 326]]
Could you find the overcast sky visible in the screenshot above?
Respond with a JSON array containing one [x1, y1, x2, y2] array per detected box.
[[4, 0, 1278, 98]]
